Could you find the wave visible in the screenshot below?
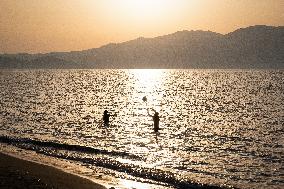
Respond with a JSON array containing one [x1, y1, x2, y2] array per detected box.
[[0, 135, 140, 159], [0, 135, 230, 189]]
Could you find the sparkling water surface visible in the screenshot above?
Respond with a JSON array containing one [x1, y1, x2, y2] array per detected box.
[[0, 69, 283, 189]]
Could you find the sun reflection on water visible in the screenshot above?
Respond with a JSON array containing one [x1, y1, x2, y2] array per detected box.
[[130, 69, 165, 87], [129, 69, 166, 113]]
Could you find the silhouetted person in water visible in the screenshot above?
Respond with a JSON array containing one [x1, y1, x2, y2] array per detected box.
[[148, 110, 160, 132], [103, 110, 111, 126]]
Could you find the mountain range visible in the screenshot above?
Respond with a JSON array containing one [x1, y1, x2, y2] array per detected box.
[[0, 25, 283, 69]]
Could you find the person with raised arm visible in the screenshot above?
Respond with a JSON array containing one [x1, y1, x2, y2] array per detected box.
[[148, 108, 160, 132]]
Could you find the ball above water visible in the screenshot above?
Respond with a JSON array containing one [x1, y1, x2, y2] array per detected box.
[[142, 96, 147, 102]]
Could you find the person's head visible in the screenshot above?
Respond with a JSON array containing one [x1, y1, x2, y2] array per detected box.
[[154, 112, 159, 116], [104, 110, 108, 114]]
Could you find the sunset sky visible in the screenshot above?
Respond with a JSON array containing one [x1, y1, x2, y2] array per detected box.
[[0, 0, 283, 54]]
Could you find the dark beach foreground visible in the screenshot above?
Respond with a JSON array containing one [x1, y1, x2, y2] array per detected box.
[[0, 152, 107, 189]]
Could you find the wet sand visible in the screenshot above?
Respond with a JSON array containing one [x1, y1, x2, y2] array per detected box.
[[0, 152, 107, 189]]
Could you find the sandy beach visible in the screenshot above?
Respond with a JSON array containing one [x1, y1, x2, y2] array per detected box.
[[0, 152, 107, 189]]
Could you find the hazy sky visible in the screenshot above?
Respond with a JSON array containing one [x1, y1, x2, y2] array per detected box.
[[0, 0, 283, 54]]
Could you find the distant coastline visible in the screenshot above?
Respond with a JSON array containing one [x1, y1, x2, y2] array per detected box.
[[1, 25, 283, 69]]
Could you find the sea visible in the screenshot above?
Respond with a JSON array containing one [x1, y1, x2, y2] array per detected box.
[[0, 69, 283, 189]]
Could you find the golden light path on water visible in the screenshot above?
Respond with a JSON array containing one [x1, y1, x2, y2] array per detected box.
[[115, 69, 219, 188], [130, 69, 166, 113], [118, 69, 169, 188]]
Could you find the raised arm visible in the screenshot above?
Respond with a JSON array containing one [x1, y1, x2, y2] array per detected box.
[[147, 108, 152, 117], [148, 108, 156, 117]]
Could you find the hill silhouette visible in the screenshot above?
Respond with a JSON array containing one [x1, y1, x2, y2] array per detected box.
[[0, 25, 283, 69]]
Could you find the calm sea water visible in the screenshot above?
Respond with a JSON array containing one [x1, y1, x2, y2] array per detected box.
[[0, 69, 283, 189]]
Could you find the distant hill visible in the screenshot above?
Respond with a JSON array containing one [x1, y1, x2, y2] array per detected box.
[[1, 25, 283, 69]]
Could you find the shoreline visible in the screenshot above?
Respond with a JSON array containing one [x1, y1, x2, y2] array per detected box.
[[0, 143, 169, 189], [0, 151, 107, 189]]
